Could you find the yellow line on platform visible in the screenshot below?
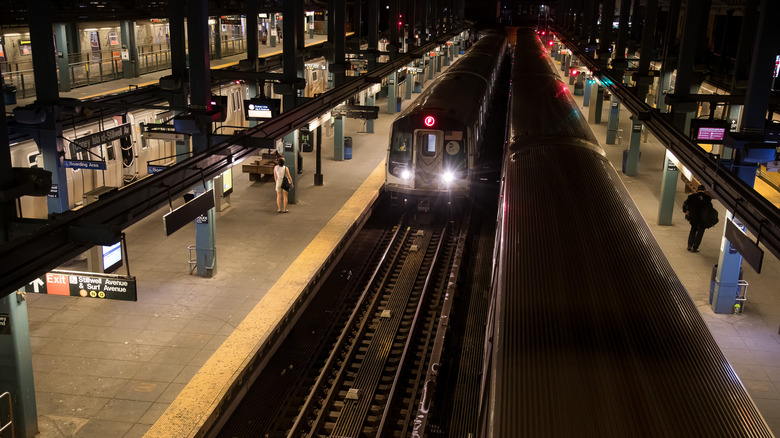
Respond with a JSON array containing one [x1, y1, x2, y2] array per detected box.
[[145, 159, 385, 438]]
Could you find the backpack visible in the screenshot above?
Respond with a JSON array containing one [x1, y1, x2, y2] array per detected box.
[[701, 205, 719, 229]]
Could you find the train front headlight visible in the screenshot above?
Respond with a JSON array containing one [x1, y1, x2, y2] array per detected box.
[[401, 169, 412, 180], [442, 171, 455, 184]]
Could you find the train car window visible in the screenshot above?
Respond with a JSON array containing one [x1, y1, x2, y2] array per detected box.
[[68, 143, 78, 160], [106, 144, 116, 161], [312, 71, 318, 82], [420, 133, 438, 157], [27, 152, 40, 168]]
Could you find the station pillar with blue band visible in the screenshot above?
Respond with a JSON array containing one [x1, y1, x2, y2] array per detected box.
[[283, 131, 299, 204], [366, 94, 375, 133], [0, 293, 38, 438], [624, 120, 642, 176], [657, 150, 678, 225], [387, 71, 397, 114], [605, 96, 620, 144], [334, 116, 345, 160]]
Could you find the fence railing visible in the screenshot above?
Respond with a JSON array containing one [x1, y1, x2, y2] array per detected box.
[[0, 37, 248, 100]]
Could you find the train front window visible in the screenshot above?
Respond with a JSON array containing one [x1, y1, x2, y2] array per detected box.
[[419, 133, 439, 157], [390, 132, 412, 157]]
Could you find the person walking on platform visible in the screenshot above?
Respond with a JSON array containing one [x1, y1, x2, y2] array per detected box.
[[683, 185, 712, 252], [274, 157, 293, 213]]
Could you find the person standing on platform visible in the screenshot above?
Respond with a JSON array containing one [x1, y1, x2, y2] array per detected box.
[[274, 157, 293, 213], [682, 185, 712, 252]]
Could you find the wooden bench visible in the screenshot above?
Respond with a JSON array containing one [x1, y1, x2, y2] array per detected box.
[[242, 152, 280, 182]]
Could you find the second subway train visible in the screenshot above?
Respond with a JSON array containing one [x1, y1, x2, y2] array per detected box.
[[385, 32, 507, 209], [477, 27, 772, 437]]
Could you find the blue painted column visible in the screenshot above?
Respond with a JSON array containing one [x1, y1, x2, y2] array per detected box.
[[0, 293, 38, 438], [713, 0, 779, 314], [387, 71, 397, 114], [334, 116, 345, 160], [366, 94, 375, 133], [657, 150, 678, 225], [283, 131, 299, 203], [605, 96, 620, 144], [624, 120, 642, 176], [54, 23, 71, 91]]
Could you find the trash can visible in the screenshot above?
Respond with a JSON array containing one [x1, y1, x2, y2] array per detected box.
[[396, 97, 402, 112], [344, 136, 352, 160], [3, 85, 17, 105]]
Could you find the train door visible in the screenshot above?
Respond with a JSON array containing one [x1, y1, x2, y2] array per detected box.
[[414, 130, 442, 188]]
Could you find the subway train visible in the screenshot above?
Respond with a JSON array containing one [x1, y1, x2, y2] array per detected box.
[[478, 27, 773, 436], [384, 32, 507, 209], [11, 81, 250, 219]]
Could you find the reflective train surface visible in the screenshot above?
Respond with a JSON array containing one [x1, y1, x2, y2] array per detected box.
[[385, 32, 506, 209], [478, 27, 773, 437]]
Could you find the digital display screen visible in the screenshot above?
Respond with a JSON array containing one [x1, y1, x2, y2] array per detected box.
[[244, 98, 280, 120], [102, 242, 122, 273], [696, 127, 726, 142], [222, 168, 233, 197]]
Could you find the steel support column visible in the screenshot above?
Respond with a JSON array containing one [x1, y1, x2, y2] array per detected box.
[[315, 125, 324, 185], [120, 20, 139, 79], [213, 17, 223, 60], [334, 116, 345, 160], [283, 131, 299, 203], [636, 0, 658, 100], [54, 23, 71, 91], [387, 71, 397, 114], [169, 0, 189, 161], [366, 94, 375, 133], [0, 293, 38, 438], [657, 150, 679, 225], [270, 14, 277, 48], [606, 95, 620, 144], [187, 0, 215, 277], [624, 119, 642, 175], [712, 0, 780, 314], [597, 0, 616, 69], [331, 0, 347, 87], [29, 0, 68, 214]]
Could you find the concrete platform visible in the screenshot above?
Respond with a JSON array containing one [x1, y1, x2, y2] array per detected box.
[[22, 48, 452, 437], [555, 56, 780, 433]]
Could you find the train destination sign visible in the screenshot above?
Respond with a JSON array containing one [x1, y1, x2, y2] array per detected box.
[[74, 123, 131, 149], [64, 159, 108, 170], [25, 270, 137, 301]]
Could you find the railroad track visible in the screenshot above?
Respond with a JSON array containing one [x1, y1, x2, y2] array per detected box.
[[286, 215, 467, 438], [212, 203, 469, 438]]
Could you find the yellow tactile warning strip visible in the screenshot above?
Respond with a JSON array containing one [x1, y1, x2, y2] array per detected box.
[[145, 160, 385, 438]]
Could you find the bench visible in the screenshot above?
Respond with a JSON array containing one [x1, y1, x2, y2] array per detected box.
[[242, 152, 280, 182]]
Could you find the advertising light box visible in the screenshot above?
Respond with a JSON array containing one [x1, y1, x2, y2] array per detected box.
[[102, 241, 123, 273]]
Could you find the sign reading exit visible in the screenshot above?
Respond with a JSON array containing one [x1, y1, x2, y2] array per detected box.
[[25, 270, 137, 301]]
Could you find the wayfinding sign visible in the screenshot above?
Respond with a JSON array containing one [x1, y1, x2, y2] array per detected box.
[[74, 123, 132, 149], [64, 159, 108, 170], [25, 270, 137, 301]]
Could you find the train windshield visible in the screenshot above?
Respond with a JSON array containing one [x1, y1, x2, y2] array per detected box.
[[390, 131, 412, 158]]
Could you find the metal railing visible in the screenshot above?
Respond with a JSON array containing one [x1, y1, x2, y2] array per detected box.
[[0, 391, 14, 438]]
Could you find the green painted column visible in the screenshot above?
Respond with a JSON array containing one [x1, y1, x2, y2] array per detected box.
[[605, 96, 620, 144], [213, 17, 223, 60], [0, 293, 38, 438], [194, 182, 216, 277], [366, 94, 375, 133], [283, 131, 299, 203], [657, 150, 679, 225], [624, 120, 642, 176], [270, 14, 277, 47], [54, 23, 71, 91], [587, 84, 604, 124], [387, 71, 397, 114], [405, 65, 412, 100], [334, 116, 345, 160], [427, 56, 434, 80], [120, 20, 139, 79]]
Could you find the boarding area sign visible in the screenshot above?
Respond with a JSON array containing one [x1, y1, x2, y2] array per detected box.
[[24, 270, 137, 301]]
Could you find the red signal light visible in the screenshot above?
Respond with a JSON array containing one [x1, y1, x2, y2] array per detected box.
[[548, 41, 554, 46], [541, 31, 546, 35], [423, 115, 435, 127], [571, 69, 578, 76]]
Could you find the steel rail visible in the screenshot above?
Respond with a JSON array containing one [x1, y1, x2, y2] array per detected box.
[[0, 30, 464, 299], [284, 222, 407, 438], [556, 31, 780, 262]]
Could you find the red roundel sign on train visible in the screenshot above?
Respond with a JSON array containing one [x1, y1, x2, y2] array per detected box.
[[423, 115, 436, 127]]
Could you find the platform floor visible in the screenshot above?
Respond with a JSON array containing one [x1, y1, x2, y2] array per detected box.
[[21, 49, 448, 437], [18, 46, 780, 437], [555, 60, 780, 432]]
